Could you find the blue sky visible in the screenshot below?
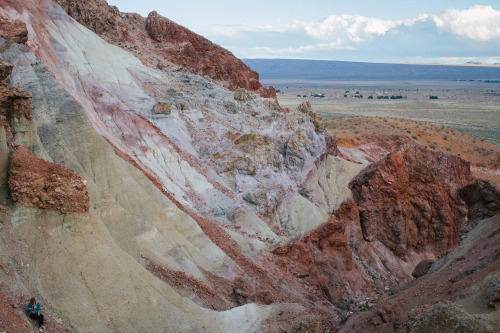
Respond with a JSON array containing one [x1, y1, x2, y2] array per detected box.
[[107, 1, 500, 64]]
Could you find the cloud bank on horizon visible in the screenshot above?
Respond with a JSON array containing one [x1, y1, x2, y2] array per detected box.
[[208, 5, 500, 64]]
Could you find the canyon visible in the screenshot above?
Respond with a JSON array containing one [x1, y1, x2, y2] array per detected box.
[[0, 0, 498, 332]]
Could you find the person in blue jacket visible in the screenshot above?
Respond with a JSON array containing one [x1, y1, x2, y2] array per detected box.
[[26, 296, 44, 328]]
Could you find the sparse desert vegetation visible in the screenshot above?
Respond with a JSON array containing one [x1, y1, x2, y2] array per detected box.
[[324, 116, 500, 186], [271, 80, 500, 146], [272, 80, 500, 187]]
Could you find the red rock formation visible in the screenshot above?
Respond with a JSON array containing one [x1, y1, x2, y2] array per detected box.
[[9, 146, 89, 213], [349, 143, 474, 257], [0, 292, 32, 332], [54, 0, 122, 35], [144, 11, 275, 98], [0, 14, 28, 44], [53, 0, 277, 102], [340, 214, 500, 333], [145, 258, 233, 311], [270, 214, 366, 303], [135, 143, 478, 322]]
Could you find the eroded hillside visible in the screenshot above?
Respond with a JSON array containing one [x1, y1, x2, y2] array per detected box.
[[0, 1, 498, 332], [52, 0, 278, 102]]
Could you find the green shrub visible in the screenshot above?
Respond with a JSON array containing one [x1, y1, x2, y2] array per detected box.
[[336, 298, 351, 311], [359, 303, 371, 312]]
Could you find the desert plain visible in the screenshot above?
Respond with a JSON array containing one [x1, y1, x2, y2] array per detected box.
[[268, 79, 500, 186]]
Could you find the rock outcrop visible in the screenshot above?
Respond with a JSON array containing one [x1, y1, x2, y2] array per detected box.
[[9, 146, 89, 213], [54, 0, 122, 35], [152, 102, 171, 115], [349, 143, 473, 258], [0, 14, 28, 44], [144, 11, 276, 100], [340, 214, 500, 333], [4, 88, 38, 147], [269, 213, 361, 303], [0, 60, 14, 201], [459, 179, 500, 222]]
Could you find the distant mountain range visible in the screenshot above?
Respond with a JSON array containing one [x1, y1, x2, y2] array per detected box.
[[243, 59, 500, 81]]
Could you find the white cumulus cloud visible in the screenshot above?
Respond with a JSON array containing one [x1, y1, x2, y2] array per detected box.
[[433, 5, 500, 41], [209, 5, 500, 60], [295, 15, 400, 42]]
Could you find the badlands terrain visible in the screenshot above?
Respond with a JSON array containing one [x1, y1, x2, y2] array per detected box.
[[0, 0, 498, 332]]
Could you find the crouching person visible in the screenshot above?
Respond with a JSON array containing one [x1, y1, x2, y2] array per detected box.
[[26, 296, 44, 329]]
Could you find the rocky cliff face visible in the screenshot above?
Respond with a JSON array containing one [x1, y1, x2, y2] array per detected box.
[[0, 1, 496, 332], [350, 143, 473, 258], [53, 0, 277, 102]]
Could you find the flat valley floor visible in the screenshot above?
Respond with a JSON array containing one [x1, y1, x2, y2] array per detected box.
[[268, 80, 500, 147]]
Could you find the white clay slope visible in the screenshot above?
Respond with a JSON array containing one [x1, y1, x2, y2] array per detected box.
[[0, 0, 368, 331]]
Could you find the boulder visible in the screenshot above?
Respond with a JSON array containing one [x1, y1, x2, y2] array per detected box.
[[459, 179, 500, 221], [412, 260, 435, 278], [152, 102, 171, 115]]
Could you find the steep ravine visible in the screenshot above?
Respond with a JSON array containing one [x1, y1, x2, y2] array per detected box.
[[0, 1, 498, 332]]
